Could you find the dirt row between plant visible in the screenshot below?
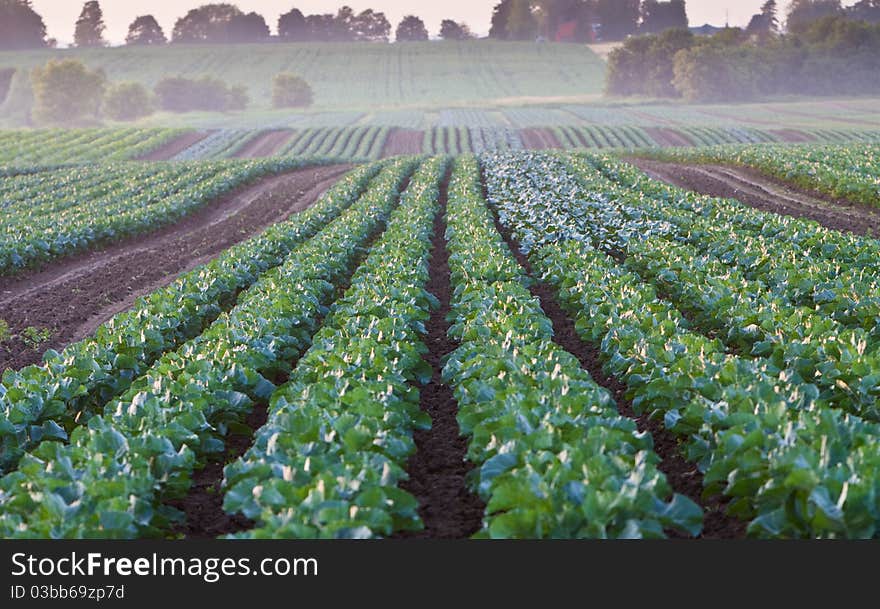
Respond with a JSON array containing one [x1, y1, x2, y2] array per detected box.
[[138, 131, 211, 161], [232, 130, 294, 159], [643, 127, 694, 147], [769, 129, 816, 143], [397, 168, 485, 539], [382, 128, 424, 157], [489, 193, 745, 539], [0, 164, 352, 374], [521, 128, 562, 150], [628, 158, 880, 237]]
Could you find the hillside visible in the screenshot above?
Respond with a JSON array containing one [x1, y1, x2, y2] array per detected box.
[[0, 41, 605, 127]]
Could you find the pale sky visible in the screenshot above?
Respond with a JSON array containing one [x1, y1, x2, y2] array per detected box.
[[30, 1, 861, 45]]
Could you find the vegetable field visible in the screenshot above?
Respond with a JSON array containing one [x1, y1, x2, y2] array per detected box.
[[3, 142, 880, 539]]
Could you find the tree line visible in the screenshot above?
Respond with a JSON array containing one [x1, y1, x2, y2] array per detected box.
[[0, 1, 473, 49], [4, 0, 879, 51], [607, 1, 880, 102]]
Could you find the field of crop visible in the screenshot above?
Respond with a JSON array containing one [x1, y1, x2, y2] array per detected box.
[[3, 139, 880, 539], [0, 41, 606, 126], [0, 128, 187, 166], [642, 143, 880, 206]]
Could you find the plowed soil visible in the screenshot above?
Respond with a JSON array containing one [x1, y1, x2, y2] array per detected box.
[[769, 129, 815, 143], [0, 164, 351, 373], [232, 130, 294, 159], [382, 129, 424, 157], [628, 158, 880, 237], [398, 169, 485, 538], [643, 127, 694, 147], [521, 128, 562, 150], [138, 131, 210, 161]]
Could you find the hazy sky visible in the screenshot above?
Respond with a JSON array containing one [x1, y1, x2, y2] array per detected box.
[[30, 1, 860, 45]]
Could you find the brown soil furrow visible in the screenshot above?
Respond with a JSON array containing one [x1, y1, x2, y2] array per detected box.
[[769, 129, 815, 143], [382, 129, 424, 157], [521, 127, 563, 150], [138, 131, 211, 161], [0, 165, 351, 373], [232, 130, 293, 159], [628, 158, 880, 237], [398, 169, 485, 539], [643, 127, 694, 147], [489, 200, 744, 539]]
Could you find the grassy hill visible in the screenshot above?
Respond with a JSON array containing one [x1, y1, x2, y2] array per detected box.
[[0, 41, 605, 128]]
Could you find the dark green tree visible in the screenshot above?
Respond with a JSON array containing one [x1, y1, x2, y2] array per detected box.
[[126, 15, 167, 45], [395, 15, 429, 41], [74, 1, 107, 48], [786, 0, 843, 33], [172, 3, 243, 43], [0, 0, 47, 50], [596, 0, 640, 40], [440, 19, 474, 40]]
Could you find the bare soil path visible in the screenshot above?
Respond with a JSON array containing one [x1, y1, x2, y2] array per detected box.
[[521, 128, 562, 150], [138, 131, 210, 161], [768, 129, 815, 143], [628, 158, 880, 237], [232, 130, 294, 159], [397, 170, 485, 539], [0, 164, 351, 373], [643, 127, 694, 147], [382, 129, 424, 157]]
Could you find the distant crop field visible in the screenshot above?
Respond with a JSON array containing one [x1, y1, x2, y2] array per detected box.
[[0, 41, 606, 126]]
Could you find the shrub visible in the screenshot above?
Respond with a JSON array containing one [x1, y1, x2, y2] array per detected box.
[[154, 76, 248, 113], [103, 82, 154, 121], [271, 73, 313, 108], [31, 59, 106, 125]]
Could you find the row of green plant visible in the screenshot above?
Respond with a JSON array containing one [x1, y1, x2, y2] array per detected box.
[[0, 158, 417, 538], [0, 128, 185, 166], [223, 157, 444, 538], [638, 143, 880, 206], [0, 162, 383, 474], [0, 157, 341, 274], [276, 126, 390, 160], [442, 155, 702, 538], [482, 151, 880, 538]]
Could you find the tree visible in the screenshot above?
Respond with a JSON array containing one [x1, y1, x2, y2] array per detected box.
[[746, 1, 779, 38], [596, 0, 640, 40], [272, 73, 313, 108], [126, 15, 167, 45], [74, 1, 107, 48], [278, 8, 307, 40], [172, 3, 243, 43], [762, 0, 780, 31], [490, 1, 513, 38], [154, 76, 248, 112], [440, 19, 474, 40], [640, 1, 688, 34], [0, 0, 48, 50], [786, 0, 843, 33], [396, 15, 429, 41], [351, 9, 391, 41], [227, 12, 270, 43], [505, 0, 538, 40], [104, 82, 154, 121], [305, 14, 338, 41], [31, 59, 106, 125]]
